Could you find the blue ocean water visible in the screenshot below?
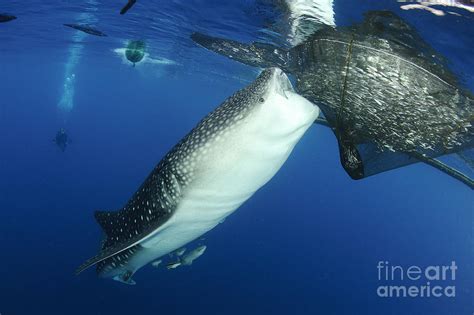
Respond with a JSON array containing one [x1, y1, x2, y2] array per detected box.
[[0, 1, 473, 314]]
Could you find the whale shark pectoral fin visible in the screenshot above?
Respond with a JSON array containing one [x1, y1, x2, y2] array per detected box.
[[76, 213, 172, 275], [191, 32, 291, 71], [76, 230, 156, 275], [76, 240, 136, 275]]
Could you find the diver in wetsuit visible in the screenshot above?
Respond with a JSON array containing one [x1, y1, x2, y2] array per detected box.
[[53, 128, 69, 152]]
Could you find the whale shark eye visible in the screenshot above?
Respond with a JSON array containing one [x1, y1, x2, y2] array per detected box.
[[259, 97, 265, 103]]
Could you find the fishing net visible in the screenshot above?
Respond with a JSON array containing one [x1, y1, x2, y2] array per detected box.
[[308, 11, 474, 188]]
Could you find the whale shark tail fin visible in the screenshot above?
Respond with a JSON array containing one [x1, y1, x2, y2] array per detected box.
[[191, 32, 292, 72]]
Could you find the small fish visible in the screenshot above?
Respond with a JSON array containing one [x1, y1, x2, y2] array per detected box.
[[64, 24, 107, 37], [0, 14, 16, 23], [181, 245, 207, 266], [166, 262, 181, 270], [151, 260, 162, 268], [120, 0, 137, 15], [175, 247, 186, 257], [166, 246, 204, 270]]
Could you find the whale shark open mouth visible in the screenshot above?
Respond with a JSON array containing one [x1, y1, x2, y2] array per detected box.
[[273, 68, 294, 99]]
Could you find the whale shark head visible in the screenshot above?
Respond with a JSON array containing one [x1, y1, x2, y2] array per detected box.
[[255, 67, 294, 99], [231, 67, 318, 132], [254, 68, 319, 129]]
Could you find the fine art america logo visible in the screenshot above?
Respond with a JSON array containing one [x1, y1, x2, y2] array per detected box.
[[376, 261, 457, 298]]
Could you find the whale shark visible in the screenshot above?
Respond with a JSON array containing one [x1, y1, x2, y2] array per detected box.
[[76, 68, 319, 284], [191, 10, 474, 188]]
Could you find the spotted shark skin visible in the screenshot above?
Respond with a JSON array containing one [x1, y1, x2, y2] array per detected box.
[[77, 68, 319, 284]]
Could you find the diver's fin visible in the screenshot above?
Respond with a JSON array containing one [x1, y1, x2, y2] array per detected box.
[[191, 32, 291, 71]]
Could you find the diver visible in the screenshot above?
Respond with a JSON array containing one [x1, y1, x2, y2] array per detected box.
[[53, 128, 70, 152], [125, 40, 146, 66]]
